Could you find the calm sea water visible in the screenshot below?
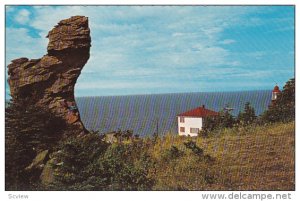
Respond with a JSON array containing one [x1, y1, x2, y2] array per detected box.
[[76, 90, 272, 137]]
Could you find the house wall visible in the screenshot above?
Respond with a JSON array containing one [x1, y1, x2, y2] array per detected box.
[[178, 116, 203, 137]]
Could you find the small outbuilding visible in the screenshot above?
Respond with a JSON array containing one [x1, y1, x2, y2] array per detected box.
[[177, 105, 218, 137]]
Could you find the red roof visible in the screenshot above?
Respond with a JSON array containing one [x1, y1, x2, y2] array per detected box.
[[177, 106, 219, 117], [273, 85, 281, 93]]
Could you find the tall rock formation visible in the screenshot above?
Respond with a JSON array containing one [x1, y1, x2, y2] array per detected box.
[[7, 16, 91, 134]]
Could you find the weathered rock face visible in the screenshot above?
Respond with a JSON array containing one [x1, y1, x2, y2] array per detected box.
[[7, 16, 91, 134]]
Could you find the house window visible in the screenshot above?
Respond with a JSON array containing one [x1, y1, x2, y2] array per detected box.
[[180, 127, 185, 132], [180, 117, 185, 123], [190, 128, 199, 133]]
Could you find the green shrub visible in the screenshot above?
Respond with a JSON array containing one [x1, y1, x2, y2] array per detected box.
[[203, 110, 235, 132], [48, 133, 109, 190], [184, 141, 204, 157], [50, 134, 154, 190], [162, 146, 184, 160], [237, 102, 256, 126], [99, 143, 154, 190]]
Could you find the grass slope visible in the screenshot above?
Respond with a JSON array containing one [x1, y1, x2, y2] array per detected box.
[[150, 121, 295, 190]]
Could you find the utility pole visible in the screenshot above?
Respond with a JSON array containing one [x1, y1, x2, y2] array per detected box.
[[153, 117, 159, 142], [156, 117, 159, 137]]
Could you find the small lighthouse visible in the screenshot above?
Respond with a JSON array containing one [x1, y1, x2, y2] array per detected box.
[[271, 84, 281, 105]]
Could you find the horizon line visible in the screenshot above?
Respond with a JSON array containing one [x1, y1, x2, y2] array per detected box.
[[74, 88, 272, 98], [5, 89, 274, 101]]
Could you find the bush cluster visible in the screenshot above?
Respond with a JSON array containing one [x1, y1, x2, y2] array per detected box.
[[41, 132, 154, 190]]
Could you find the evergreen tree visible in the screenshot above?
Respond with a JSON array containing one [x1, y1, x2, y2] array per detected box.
[[202, 116, 218, 132], [202, 109, 235, 132], [237, 102, 256, 125], [280, 78, 295, 106], [218, 109, 235, 128], [261, 78, 295, 123], [5, 93, 67, 190], [50, 134, 154, 190]]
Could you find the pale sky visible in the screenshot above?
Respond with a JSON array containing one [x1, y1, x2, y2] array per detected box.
[[5, 6, 294, 97]]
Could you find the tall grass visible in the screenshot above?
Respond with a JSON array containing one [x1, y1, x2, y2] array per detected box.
[[147, 121, 295, 190]]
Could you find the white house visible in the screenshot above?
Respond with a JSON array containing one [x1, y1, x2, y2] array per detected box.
[[177, 105, 218, 137]]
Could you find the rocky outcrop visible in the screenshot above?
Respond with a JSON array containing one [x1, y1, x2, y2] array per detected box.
[[40, 157, 57, 185], [25, 150, 49, 171], [7, 16, 91, 134]]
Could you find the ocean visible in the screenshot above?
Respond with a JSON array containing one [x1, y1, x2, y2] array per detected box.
[[76, 90, 272, 137]]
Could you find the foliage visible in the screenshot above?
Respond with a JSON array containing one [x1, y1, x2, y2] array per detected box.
[[114, 129, 134, 142], [48, 132, 108, 190], [152, 132, 159, 144], [99, 143, 154, 190], [261, 78, 295, 123], [218, 110, 236, 128], [5, 94, 67, 190], [202, 116, 219, 132], [237, 102, 256, 126], [50, 134, 154, 190], [202, 109, 235, 132], [162, 145, 184, 160], [151, 137, 217, 190], [184, 141, 204, 157]]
